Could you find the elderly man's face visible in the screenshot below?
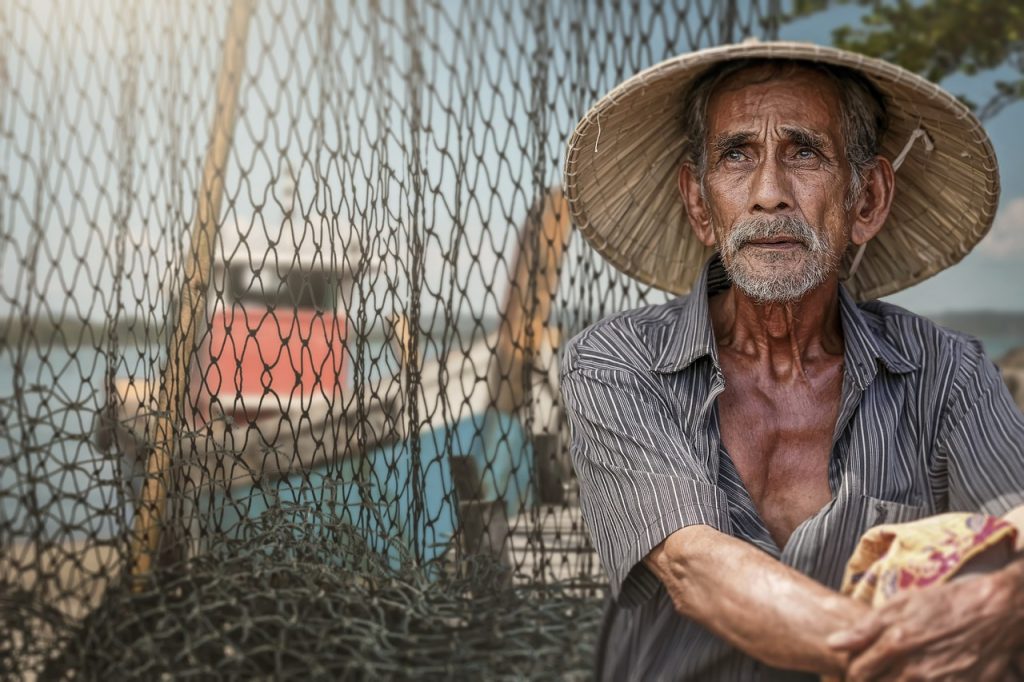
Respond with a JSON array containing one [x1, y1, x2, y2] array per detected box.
[[699, 65, 853, 302]]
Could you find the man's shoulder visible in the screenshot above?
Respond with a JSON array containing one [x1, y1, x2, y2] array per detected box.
[[562, 297, 692, 375], [857, 298, 987, 367]]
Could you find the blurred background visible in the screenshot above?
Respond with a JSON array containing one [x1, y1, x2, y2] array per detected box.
[[0, 1, 1021, 679]]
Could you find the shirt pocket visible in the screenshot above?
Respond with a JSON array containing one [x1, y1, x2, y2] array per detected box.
[[816, 495, 932, 588], [861, 494, 930, 528]]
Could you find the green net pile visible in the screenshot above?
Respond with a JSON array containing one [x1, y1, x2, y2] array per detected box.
[[13, 508, 603, 681]]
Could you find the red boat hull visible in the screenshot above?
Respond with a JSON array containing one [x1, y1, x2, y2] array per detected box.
[[195, 306, 347, 424]]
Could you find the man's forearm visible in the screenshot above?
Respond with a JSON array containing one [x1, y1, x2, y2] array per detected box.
[[645, 524, 869, 675]]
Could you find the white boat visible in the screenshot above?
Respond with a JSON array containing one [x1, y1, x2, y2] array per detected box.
[[96, 188, 584, 581]]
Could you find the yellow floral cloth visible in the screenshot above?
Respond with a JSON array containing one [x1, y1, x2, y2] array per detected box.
[[840, 512, 1018, 607]]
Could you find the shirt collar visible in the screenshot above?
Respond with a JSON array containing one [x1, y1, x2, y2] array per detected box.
[[650, 256, 724, 374], [837, 284, 920, 388], [651, 255, 920, 385]]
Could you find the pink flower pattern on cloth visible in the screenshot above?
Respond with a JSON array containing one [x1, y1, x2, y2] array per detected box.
[[840, 512, 1018, 607]]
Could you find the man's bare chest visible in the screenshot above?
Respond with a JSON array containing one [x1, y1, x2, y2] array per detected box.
[[716, 362, 844, 547]]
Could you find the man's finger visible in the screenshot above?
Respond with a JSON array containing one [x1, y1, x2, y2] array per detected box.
[[978, 654, 1013, 682], [845, 627, 909, 682]]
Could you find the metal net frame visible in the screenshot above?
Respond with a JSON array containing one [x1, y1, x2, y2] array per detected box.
[[0, 1, 780, 677]]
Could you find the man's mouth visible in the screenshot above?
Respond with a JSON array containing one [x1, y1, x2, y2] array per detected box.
[[744, 237, 805, 248]]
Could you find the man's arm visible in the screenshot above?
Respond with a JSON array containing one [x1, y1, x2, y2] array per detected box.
[[646, 524, 869, 676], [828, 342, 1024, 680]]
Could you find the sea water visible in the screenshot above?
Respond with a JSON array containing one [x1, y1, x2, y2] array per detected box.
[[0, 330, 436, 541], [0, 342, 128, 542]]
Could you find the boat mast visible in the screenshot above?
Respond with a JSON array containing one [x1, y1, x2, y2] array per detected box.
[[129, 0, 255, 582]]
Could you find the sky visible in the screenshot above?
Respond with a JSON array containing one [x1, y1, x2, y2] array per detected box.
[[781, 6, 1024, 314]]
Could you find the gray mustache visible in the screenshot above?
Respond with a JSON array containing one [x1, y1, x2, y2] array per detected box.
[[728, 216, 824, 252]]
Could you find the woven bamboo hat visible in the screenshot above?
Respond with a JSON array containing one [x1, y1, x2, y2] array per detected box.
[[563, 40, 1000, 301]]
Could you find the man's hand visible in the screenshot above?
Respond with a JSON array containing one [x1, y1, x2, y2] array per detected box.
[[828, 570, 1023, 681]]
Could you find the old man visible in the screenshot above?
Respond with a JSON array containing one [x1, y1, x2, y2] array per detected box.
[[561, 42, 1024, 680]]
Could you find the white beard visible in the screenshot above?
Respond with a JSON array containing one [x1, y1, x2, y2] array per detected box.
[[716, 215, 839, 303]]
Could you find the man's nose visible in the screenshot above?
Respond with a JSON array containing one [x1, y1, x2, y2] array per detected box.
[[749, 158, 793, 213]]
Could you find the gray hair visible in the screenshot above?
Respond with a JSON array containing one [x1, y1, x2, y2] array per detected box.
[[680, 58, 888, 209]]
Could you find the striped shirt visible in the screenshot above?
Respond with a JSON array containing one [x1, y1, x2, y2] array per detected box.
[[561, 255, 1024, 681]]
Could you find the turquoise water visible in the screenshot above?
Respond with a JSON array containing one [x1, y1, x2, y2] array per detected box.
[[201, 409, 532, 565], [0, 340, 532, 554], [981, 336, 1021, 362], [0, 342, 128, 541]]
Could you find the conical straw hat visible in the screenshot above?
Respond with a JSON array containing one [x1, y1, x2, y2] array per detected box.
[[563, 41, 1000, 301]]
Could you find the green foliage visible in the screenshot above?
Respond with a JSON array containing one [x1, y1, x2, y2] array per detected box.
[[789, 0, 1024, 119]]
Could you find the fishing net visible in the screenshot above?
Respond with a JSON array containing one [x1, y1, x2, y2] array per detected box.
[[0, 0, 780, 677], [32, 507, 605, 680]]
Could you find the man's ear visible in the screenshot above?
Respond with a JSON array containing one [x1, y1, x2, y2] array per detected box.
[[678, 164, 715, 247], [849, 156, 895, 246]]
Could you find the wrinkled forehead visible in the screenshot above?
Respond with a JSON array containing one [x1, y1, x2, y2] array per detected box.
[[705, 62, 846, 137]]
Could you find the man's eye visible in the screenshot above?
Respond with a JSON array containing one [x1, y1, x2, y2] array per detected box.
[[724, 149, 746, 161], [795, 148, 817, 159]]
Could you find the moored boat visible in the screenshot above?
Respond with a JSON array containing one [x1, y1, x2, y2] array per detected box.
[[96, 188, 579, 578]]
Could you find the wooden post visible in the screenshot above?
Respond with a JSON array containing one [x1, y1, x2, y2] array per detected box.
[[129, 0, 255, 581], [491, 187, 573, 413], [458, 187, 571, 566]]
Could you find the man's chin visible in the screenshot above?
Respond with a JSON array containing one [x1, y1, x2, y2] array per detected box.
[[730, 248, 810, 278], [723, 258, 833, 303], [732, 277, 815, 303]]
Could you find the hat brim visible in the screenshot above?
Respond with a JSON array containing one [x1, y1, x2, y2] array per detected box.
[[563, 41, 1000, 301]]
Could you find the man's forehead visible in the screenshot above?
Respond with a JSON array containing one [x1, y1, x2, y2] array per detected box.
[[705, 63, 844, 138]]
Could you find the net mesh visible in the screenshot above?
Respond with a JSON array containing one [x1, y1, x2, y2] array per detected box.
[[1, 1, 780, 677]]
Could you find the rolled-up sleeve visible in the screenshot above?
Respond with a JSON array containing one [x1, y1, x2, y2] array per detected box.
[[938, 339, 1024, 516], [561, 361, 731, 607]]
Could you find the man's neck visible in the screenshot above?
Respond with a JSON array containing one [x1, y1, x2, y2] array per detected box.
[[708, 275, 845, 381]]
